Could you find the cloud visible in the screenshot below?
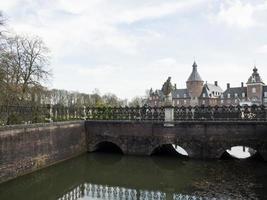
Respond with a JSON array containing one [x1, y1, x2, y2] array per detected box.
[[2, 0, 267, 99], [208, 0, 267, 28], [116, 0, 207, 24], [257, 44, 267, 54]]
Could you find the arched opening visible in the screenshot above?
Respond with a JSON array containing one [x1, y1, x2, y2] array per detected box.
[[151, 144, 189, 158], [93, 141, 123, 154], [221, 146, 261, 160]]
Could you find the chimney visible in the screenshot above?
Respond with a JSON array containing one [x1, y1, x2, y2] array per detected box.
[[214, 81, 218, 86], [227, 83, 230, 89], [241, 82, 244, 87]]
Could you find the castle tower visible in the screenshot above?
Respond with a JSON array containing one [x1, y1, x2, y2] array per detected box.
[[186, 62, 204, 102], [246, 66, 265, 105]]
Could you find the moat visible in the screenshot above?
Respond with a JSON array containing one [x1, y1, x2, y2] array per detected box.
[[0, 153, 267, 200]]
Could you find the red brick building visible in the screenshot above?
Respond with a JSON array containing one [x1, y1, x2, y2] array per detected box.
[[148, 62, 267, 107]]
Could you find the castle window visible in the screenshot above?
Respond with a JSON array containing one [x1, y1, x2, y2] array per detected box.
[[202, 100, 205, 104], [177, 100, 180, 105], [203, 93, 206, 98], [184, 100, 186, 104], [265, 92, 267, 98], [184, 94, 186, 98], [242, 92, 245, 98], [252, 87, 256, 93], [235, 93, 238, 98], [177, 94, 180, 98], [227, 93, 231, 98]]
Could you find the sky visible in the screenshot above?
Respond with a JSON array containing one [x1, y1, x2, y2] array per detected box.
[[1, 0, 267, 99]]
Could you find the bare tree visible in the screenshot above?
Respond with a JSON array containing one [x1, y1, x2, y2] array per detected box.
[[0, 11, 7, 37], [102, 93, 124, 107], [128, 96, 145, 107], [0, 11, 4, 26], [0, 34, 51, 104]]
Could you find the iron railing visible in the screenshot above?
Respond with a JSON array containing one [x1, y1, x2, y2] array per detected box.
[[86, 107, 165, 121], [0, 105, 266, 125], [0, 105, 86, 125]]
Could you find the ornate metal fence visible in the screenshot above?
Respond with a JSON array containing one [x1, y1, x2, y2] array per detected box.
[[0, 105, 86, 126], [174, 105, 266, 121], [0, 105, 266, 125], [0, 105, 50, 126], [86, 105, 266, 121], [86, 107, 165, 121]]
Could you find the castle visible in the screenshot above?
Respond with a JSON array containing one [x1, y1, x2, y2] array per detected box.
[[148, 62, 267, 107]]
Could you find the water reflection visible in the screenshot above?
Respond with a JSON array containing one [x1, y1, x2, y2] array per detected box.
[[0, 153, 266, 200], [58, 183, 207, 200]]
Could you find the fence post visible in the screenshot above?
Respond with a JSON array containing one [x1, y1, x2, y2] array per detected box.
[[83, 106, 87, 120], [49, 104, 53, 123], [163, 93, 174, 127]]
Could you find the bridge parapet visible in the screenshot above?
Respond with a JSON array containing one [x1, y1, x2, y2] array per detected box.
[[1, 105, 265, 126], [86, 105, 266, 122]]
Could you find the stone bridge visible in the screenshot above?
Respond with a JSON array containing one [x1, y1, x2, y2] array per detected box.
[[85, 120, 267, 160], [1, 105, 267, 183]]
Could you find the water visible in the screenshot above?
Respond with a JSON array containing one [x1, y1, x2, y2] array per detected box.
[[0, 153, 267, 200]]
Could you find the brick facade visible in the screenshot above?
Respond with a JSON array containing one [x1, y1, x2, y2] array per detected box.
[[148, 63, 266, 107]]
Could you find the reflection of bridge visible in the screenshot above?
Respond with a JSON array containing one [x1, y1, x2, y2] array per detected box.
[[58, 183, 212, 200]]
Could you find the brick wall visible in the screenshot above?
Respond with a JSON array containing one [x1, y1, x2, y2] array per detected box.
[[0, 121, 86, 184]]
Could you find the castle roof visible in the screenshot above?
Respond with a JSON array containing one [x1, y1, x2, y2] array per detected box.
[[247, 67, 264, 84], [172, 89, 189, 99], [201, 83, 223, 98], [222, 87, 247, 98], [187, 61, 203, 82]]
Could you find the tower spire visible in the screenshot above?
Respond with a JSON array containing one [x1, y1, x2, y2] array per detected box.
[[187, 61, 203, 82]]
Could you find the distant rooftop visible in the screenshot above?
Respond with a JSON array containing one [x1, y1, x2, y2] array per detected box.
[[187, 61, 203, 82]]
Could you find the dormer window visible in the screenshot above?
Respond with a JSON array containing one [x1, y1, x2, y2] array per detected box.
[[203, 93, 206, 98], [242, 92, 245, 98], [177, 94, 180, 98], [227, 93, 231, 98], [235, 93, 238, 98], [252, 87, 256, 93], [184, 94, 186, 98], [264, 92, 267, 98]]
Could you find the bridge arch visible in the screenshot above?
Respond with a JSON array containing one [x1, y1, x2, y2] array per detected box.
[[91, 140, 124, 154], [216, 144, 262, 160], [149, 143, 190, 158]]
